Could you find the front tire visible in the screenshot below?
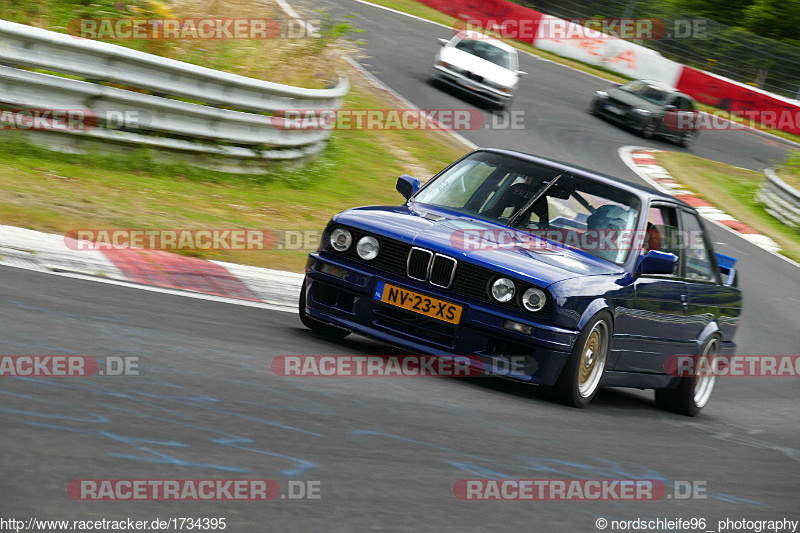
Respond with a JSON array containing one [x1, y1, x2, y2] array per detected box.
[[642, 118, 658, 139], [547, 312, 612, 408], [678, 129, 697, 148], [655, 335, 720, 416], [298, 277, 351, 340]]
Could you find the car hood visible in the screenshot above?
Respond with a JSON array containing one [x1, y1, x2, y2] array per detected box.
[[439, 46, 518, 87], [332, 204, 623, 287], [606, 87, 663, 111]]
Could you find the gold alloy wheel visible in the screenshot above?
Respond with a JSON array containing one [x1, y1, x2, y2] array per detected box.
[[577, 321, 609, 398]]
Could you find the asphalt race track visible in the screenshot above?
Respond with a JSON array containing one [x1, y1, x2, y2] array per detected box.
[[1, 1, 799, 531]]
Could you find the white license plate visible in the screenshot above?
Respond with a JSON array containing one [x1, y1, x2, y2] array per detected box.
[[605, 105, 624, 115]]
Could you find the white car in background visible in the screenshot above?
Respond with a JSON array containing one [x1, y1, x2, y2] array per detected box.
[[432, 31, 526, 109]]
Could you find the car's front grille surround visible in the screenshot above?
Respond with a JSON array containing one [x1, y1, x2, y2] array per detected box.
[[429, 254, 457, 288], [407, 247, 433, 281]]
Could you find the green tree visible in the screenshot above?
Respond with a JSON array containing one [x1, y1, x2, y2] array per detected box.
[[743, 0, 800, 41], [671, 0, 754, 26]]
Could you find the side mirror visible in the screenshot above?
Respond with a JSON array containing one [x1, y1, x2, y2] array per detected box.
[[396, 174, 421, 200], [664, 104, 677, 111], [716, 252, 738, 287], [636, 250, 678, 275], [515, 70, 528, 77], [437, 38, 449, 46]]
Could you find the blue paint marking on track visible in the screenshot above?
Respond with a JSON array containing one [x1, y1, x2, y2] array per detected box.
[[351, 429, 766, 506]]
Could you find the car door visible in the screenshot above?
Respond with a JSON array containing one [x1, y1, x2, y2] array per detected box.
[[679, 209, 739, 341], [615, 203, 696, 373]]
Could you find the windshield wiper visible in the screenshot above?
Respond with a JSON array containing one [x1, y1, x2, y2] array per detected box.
[[507, 173, 563, 228]]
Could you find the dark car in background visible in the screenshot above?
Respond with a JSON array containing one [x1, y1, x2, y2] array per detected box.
[[300, 149, 741, 415], [591, 79, 700, 147]]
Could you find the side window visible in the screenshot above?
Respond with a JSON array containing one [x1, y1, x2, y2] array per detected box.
[[645, 205, 682, 276], [681, 98, 695, 111], [680, 211, 717, 282]]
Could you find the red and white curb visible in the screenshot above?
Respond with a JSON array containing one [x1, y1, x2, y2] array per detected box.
[[619, 146, 785, 257], [0, 225, 303, 312]]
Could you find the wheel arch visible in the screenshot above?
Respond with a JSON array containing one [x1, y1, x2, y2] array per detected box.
[[695, 321, 723, 355], [576, 298, 616, 332]]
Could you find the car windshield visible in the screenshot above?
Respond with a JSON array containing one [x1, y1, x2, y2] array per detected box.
[[619, 80, 670, 105], [453, 39, 513, 69], [413, 152, 641, 264]]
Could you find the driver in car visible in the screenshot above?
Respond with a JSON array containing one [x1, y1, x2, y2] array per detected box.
[[586, 204, 634, 262]]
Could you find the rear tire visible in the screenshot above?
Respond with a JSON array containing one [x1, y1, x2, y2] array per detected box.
[[298, 277, 351, 340], [547, 311, 612, 408], [655, 335, 720, 416]]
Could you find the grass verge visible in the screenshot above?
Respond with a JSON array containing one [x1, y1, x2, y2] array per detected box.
[[0, 69, 468, 272], [653, 151, 800, 263], [363, 0, 800, 145], [0, 0, 351, 88]]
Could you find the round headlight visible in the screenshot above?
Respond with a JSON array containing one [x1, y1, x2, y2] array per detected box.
[[356, 236, 380, 260], [521, 287, 546, 312], [329, 228, 352, 252], [490, 277, 516, 303]]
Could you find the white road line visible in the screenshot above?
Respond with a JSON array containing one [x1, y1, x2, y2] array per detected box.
[[345, 57, 477, 150], [350, 0, 451, 29], [275, 0, 316, 33]]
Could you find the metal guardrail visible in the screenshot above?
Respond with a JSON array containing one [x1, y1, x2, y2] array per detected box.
[[0, 20, 349, 173], [758, 168, 800, 228]]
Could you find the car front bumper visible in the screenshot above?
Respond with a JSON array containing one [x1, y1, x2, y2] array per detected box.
[[433, 65, 513, 105], [303, 252, 577, 385], [592, 98, 651, 131]]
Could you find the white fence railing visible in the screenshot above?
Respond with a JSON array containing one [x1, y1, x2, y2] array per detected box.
[[0, 20, 349, 173], [758, 168, 800, 228]]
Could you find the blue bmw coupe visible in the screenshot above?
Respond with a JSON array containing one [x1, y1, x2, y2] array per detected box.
[[300, 149, 741, 415]]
